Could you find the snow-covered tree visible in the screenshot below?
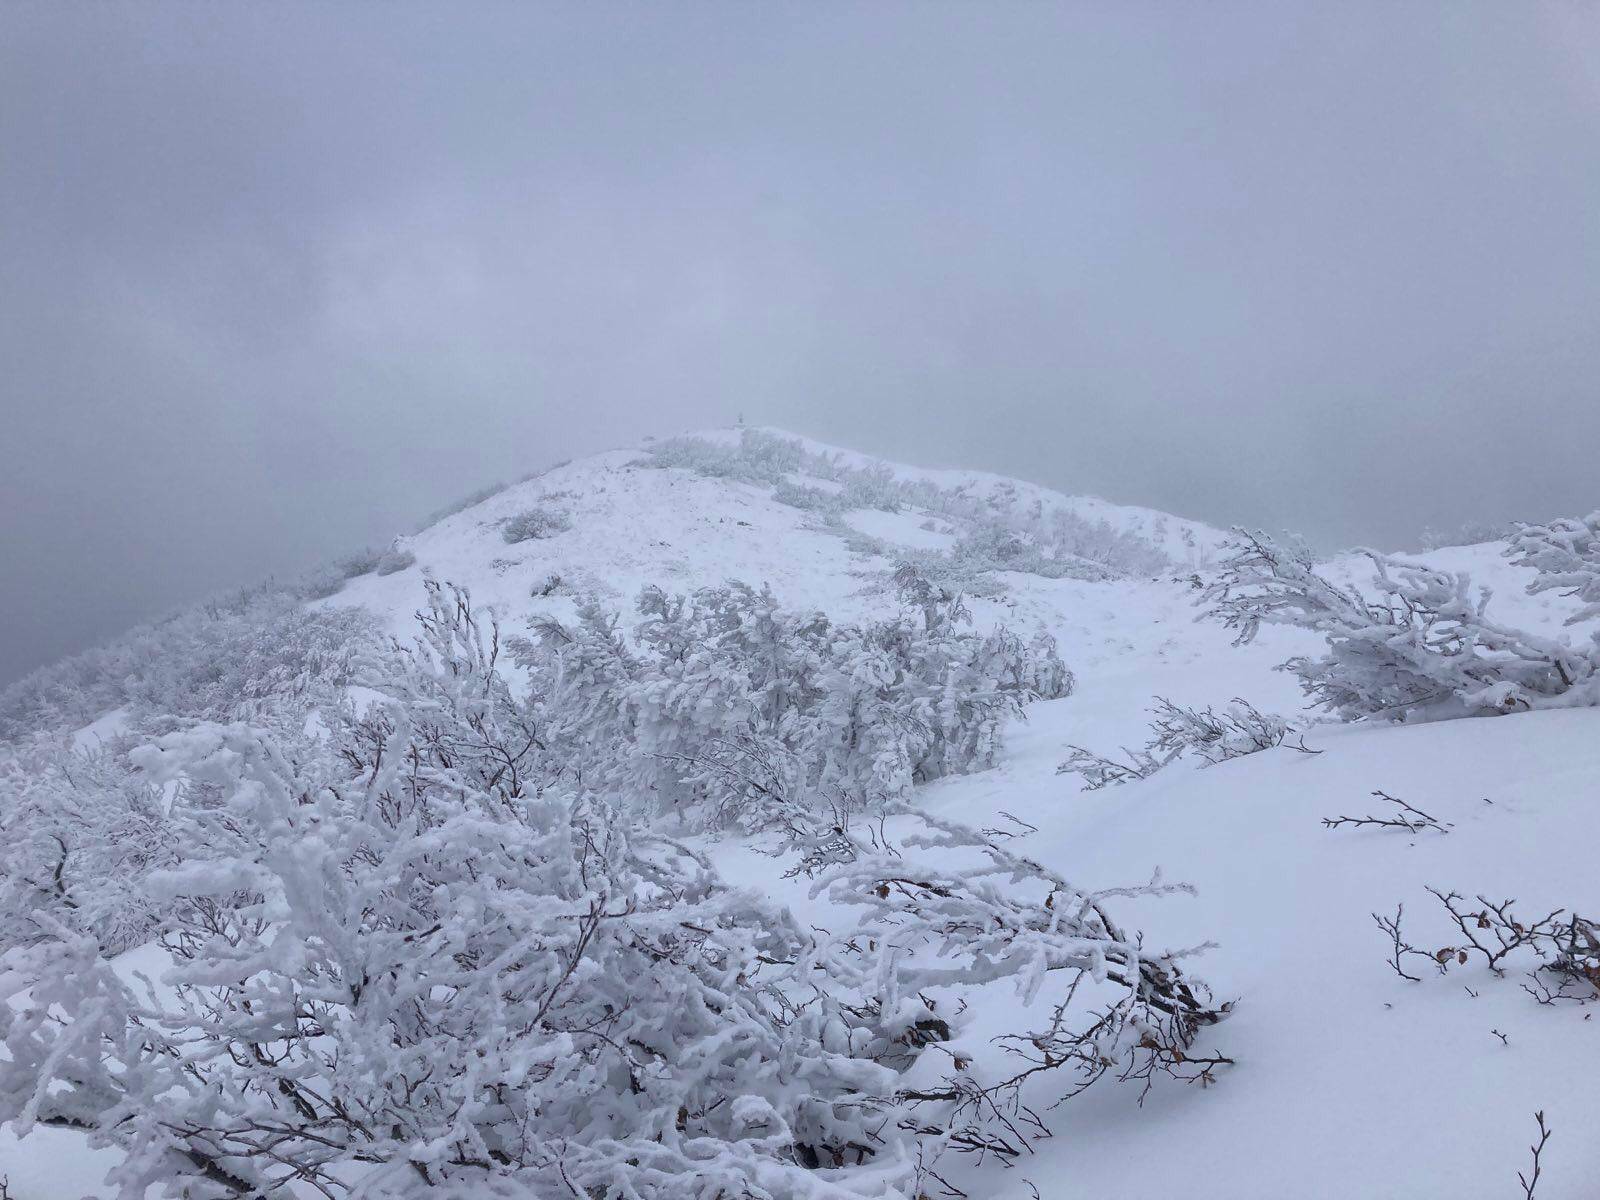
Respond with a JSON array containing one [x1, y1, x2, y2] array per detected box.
[[1507, 510, 1600, 626], [1200, 529, 1600, 721]]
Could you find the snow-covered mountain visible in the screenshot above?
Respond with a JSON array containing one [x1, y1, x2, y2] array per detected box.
[[3, 428, 1597, 1199], [326, 426, 1228, 634]]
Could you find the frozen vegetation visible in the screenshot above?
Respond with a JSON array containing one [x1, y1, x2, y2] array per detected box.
[[1, 429, 1598, 1198]]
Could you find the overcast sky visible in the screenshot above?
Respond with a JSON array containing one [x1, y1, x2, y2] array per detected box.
[[4, 3, 1600, 685]]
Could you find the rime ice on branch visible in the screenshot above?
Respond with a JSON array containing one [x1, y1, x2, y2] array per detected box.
[[1200, 529, 1600, 721]]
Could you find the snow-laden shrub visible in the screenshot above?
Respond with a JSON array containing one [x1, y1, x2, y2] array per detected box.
[[515, 575, 1069, 829], [948, 524, 1117, 582], [412, 478, 509, 532], [0, 585, 910, 1199], [0, 589, 377, 741], [501, 502, 572, 544], [773, 478, 845, 513], [1200, 529, 1600, 722], [0, 737, 175, 955], [337, 547, 384, 578], [298, 567, 349, 599], [639, 429, 1173, 581], [1419, 519, 1515, 551], [0, 583, 1228, 1191], [373, 547, 416, 575], [1507, 510, 1600, 627], [297, 549, 384, 598], [838, 464, 903, 512], [643, 428, 774, 473], [765, 787, 1230, 1159]]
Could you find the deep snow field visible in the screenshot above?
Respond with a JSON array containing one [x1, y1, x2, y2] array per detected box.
[[3, 428, 1595, 1198]]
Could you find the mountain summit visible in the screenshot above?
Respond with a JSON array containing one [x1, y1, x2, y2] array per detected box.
[[2, 429, 1598, 1199]]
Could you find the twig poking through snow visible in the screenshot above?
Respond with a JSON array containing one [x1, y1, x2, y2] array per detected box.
[[980, 810, 1040, 840], [1323, 790, 1451, 834], [1518, 1111, 1551, 1199], [1373, 904, 1427, 982]]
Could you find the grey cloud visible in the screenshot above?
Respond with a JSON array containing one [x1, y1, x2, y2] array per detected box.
[[5, 2, 1600, 682]]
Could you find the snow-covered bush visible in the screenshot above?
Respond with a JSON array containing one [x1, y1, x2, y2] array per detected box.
[[1040, 508, 1174, 577], [412, 478, 509, 532], [0, 588, 376, 741], [0, 582, 1228, 1193], [638, 429, 796, 481], [374, 547, 416, 575], [0, 585, 910, 1199], [501, 502, 572, 544], [297, 548, 386, 598], [337, 547, 384, 578], [773, 478, 845, 513], [298, 567, 349, 599], [0, 737, 175, 955], [516, 573, 1069, 828], [639, 430, 1173, 584], [1419, 519, 1514, 551], [778, 801, 1231, 1157], [1507, 510, 1600, 626], [1200, 529, 1600, 722]]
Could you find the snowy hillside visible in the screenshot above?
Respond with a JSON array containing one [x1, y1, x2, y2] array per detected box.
[[2, 429, 1597, 1199], [325, 426, 1228, 640]]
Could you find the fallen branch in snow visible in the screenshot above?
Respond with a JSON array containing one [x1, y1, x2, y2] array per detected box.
[[1518, 1110, 1552, 1200], [1323, 790, 1451, 834], [1059, 696, 1310, 791], [979, 810, 1039, 840], [778, 799, 1233, 1164], [1145, 696, 1319, 764], [1057, 743, 1172, 790], [1374, 889, 1600, 1003]]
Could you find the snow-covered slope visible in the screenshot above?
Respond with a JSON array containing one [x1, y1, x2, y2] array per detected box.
[[326, 427, 1233, 660], [5, 429, 1597, 1198], [323, 430, 1600, 1196]]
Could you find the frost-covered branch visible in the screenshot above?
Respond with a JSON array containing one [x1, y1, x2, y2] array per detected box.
[[1058, 695, 1309, 790], [1507, 511, 1600, 626], [1201, 529, 1600, 721]]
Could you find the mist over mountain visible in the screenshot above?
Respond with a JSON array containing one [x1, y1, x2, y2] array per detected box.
[[7, 7, 1600, 1196], [7, 4, 1600, 684]]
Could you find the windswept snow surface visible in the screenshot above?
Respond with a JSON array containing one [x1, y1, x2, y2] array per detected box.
[[6, 430, 1598, 1197]]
